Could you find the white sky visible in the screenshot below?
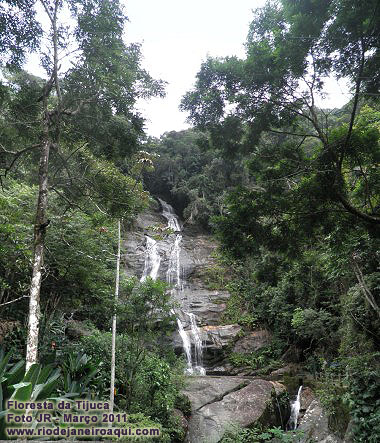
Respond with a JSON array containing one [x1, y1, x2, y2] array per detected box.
[[26, 0, 350, 138], [123, 0, 265, 137]]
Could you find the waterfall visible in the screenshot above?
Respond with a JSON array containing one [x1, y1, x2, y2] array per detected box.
[[189, 313, 206, 375], [288, 385, 302, 430], [158, 198, 205, 375], [166, 234, 183, 289], [158, 198, 181, 232], [176, 318, 193, 374], [140, 236, 161, 281], [138, 198, 205, 375]]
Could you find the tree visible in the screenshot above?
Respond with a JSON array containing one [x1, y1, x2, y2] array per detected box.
[[0, 0, 164, 369], [144, 129, 249, 227], [0, 0, 42, 68], [181, 0, 380, 226]]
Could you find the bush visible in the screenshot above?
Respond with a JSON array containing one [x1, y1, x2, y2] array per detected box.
[[220, 423, 304, 442], [344, 354, 380, 442]]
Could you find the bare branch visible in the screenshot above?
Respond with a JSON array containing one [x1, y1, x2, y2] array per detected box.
[[0, 295, 29, 307], [268, 129, 320, 139], [0, 144, 41, 178], [351, 256, 380, 317]]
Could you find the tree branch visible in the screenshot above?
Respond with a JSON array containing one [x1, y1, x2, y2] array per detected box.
[[351, 256, 380, 317], [0, 295, 29, 307], [336, 193, 380, 224], [0, 144, 41, 178], [268, 129, 320, 139]]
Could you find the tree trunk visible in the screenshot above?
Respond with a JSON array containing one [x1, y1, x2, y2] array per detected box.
[[26, 137, 50, 371], [25, 0, 61, 372]]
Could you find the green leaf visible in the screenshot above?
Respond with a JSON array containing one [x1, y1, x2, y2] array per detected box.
[[34, 369, 61, 400], [0, 352, 11, 380], [23, 364, 40, 387], [5, 360, 26, 387], [10, 382, 33, 402], [36, 364, 53, 385]]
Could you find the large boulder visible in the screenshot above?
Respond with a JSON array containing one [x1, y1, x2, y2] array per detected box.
[[298, 399, 342, 443], [184, 377, 287, 443], [183, 376, 250, 412], [300, 386, 316, 411]]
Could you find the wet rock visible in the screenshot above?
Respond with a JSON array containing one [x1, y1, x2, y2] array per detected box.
[[184, 377, 286, 443], [123, 202, 167, 279], [298, 399, 342, 442], [123, 202, 230, 327], [173, 324, 242, 372], [233, 329, 272, 353], [174, 288, 230, 326], [201, 324, 242, 347], [300, 386, 315, 411]]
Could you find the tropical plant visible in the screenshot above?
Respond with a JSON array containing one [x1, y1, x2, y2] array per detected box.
[[0, 348, 61, 438]]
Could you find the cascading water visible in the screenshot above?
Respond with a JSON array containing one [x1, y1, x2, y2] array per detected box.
[[140, 236, 161, 281], [176, 318, 193, 374], [189, 313, 206, 375], [288, 385, 302, 430], [158, 198, 205, 375], [158, 198, 181, 232], [138, 198, 205, 375], [166, 234, 183, 290]]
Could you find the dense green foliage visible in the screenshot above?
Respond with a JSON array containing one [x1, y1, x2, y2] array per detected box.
[[0, 0, 188, 440], [1, 0, 380, 441], [144, 130, 250, 227], [144, 0, 380, 441], [220, 423, 304, 443]]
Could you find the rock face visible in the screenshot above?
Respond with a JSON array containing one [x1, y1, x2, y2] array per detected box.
[[233, 329, 272, 353], [298, 399, 342, 443], [183, 377, 287, 443], [123, 200, 237, 371], [172, 324, 242, 373], [300, 386, 316, 411]]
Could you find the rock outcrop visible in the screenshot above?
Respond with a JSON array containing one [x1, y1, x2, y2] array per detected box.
[[183, 376, 287, 443], [298, 399, 342, 443], [124, 200, 237, 371], [233, 329, 272, 354]]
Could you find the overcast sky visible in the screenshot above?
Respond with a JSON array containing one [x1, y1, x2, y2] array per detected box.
[[123, 0, 266, 137], [27, 0, 350, 139]]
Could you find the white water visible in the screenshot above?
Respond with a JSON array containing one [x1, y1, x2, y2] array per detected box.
[[177, 318, 193, 374], [139, 198, 205, 375], [157, 198, 205, 375], [140, 236, 161, 281], [288, 385, 302, 430], [189, 313, 206, 375], [158, 197, 181, 232], [166, 234, 183, 289]]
